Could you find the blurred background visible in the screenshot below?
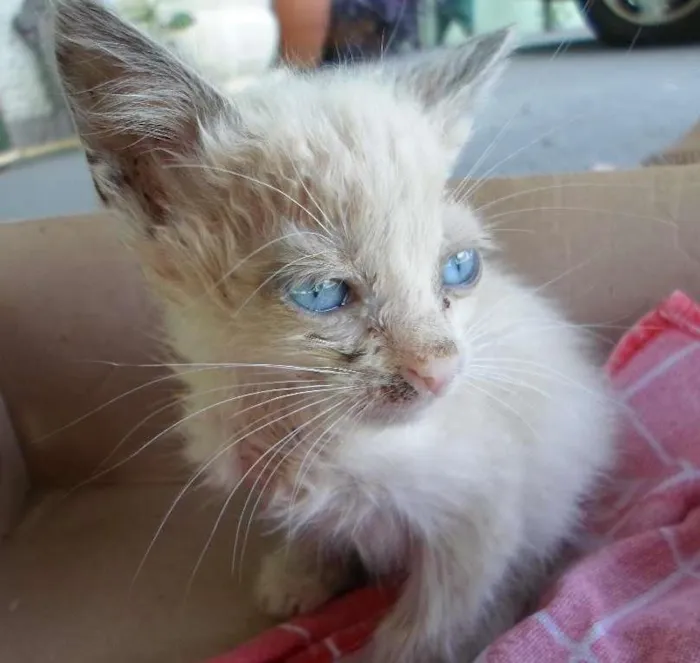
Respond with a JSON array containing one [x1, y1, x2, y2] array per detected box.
[[0, 0, 699, 220]]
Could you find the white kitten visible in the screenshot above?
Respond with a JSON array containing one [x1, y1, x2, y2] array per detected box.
[[55, 3, 616, 661]]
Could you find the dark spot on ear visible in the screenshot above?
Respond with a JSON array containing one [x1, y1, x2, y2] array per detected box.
[[93, 183, 109, 204], [113, 154, 169, 228], [443, 297, 451, 310]]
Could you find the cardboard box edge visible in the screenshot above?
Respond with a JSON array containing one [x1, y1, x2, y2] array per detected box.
[[0, 396, 28, 537]]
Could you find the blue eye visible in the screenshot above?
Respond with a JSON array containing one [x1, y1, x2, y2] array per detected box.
[[288, 279, 350, 313], [441, 249, 481, 287]]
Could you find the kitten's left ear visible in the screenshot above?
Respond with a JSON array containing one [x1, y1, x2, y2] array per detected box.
[[53, 0, 231, 233], [384, 28, 515, 147]]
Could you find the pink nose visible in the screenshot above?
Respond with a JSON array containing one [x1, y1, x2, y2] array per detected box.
[[401, 355, 460, 396]]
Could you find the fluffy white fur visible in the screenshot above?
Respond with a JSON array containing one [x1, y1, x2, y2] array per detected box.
[[54, 3, 616, 661]]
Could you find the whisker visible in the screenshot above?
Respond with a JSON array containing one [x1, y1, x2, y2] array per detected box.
[[234, 395, 357, 578], [88, 359, 358, 376], [188, 395, 349, 593], [484, 205, 677, 230], [473, 181, 697, 219], [185, 423, 308, 598], [467, 367, 551, 400], [131, 391, 347, 590], [281, 394, 370, 555], [289, 395, 366, 508], [473, 318, 637, 348], [463, 378, 541, 442], [488, 227, 537, 235], [477, 317, 639, 334], [32, 364, 211, 444], [231, 251, 327, 319], [457, 112, 586, 204], [75, 384, 349, 492], [467, 312, 640, 353], [289, 160, 334, 237], [94, 378, 331, 474], [379, 0, 406, 57], [196, 231, 332, 314], [464, 253, 603, 349], [248, 395, 364, 565], [469, 356, 618, 405], [166, 162, 331, 235], [451, 110, 522, 203]]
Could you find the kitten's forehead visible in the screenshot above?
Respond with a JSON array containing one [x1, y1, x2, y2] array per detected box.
[[237, 77, 448, 210], [236, 77, 453, 268], [209, 74, 484, 306]]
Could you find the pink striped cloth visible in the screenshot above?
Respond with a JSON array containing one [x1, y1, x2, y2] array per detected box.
[[208, 290, 700, 663]]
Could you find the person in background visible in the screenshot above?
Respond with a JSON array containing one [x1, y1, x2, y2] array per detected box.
[[322, 0, 421, 62], [435, 0, 473, 44]]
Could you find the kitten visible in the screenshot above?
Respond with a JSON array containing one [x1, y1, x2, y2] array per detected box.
[[54, 2, 616, 661]]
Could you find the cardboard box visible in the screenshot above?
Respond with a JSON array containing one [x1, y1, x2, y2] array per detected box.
[[1, 129, 700, 662], [0, 396, 26, 537], [644, 120, 700, 166]]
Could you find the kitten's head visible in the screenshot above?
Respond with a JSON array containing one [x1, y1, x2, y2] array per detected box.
[[55, 0, 513, 424]]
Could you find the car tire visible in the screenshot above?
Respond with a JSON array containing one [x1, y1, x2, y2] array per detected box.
[[577, 0, 700, 46]]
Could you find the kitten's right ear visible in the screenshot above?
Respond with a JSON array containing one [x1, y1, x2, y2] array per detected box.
[[382, 28, 515, 149], [54, 0, 230, 232]]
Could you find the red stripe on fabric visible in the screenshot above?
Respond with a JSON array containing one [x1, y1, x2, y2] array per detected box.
[[286, 619, 383, 663], [204, 625, 309, 663], [204, 587, 395, 663], [657, 290, 700, 337], [289, 585, 396, 642], [606, 292, 700, 377]]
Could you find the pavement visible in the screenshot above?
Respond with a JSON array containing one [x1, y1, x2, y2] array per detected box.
[[457, 35, 700, 179], [1, 33, 699, 222]]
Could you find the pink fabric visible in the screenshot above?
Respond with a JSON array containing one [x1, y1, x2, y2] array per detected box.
[[208, 290, 700, 663], [205, 587, 396, 663]]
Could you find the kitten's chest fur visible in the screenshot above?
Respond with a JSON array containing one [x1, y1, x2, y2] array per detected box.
[[267, 386, 532, 573], [265, 350, 610, 584]]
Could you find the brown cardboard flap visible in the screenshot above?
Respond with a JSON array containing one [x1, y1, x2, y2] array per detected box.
[[469, 165, 700, 342], [1, 164, 700, 487], [0, 486, 272, 663], [643, 120, 700, 166], [0, 217, 185, 486], [0, 397, 27, 535]]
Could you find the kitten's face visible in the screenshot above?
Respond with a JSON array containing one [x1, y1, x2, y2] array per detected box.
[[202, 108, 489, 423], [54, 1, 511, 425]]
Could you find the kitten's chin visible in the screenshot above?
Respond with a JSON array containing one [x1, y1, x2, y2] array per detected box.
[[359, 389, 434, 426]]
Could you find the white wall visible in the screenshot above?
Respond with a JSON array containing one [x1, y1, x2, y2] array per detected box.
[[0, 0, 278, 129], [0, 0, 52, 124]]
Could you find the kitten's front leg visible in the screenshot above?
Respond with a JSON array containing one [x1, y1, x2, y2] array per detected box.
[[365, 533, 521, 663], [255, 539, 354, 619]]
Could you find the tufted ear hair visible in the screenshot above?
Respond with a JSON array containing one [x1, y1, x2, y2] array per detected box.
[[381, 28, 515, 148], [53, 0, 231, 231]]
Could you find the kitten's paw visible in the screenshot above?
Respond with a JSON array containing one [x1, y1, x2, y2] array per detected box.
[[255, 548, 342, 619]]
